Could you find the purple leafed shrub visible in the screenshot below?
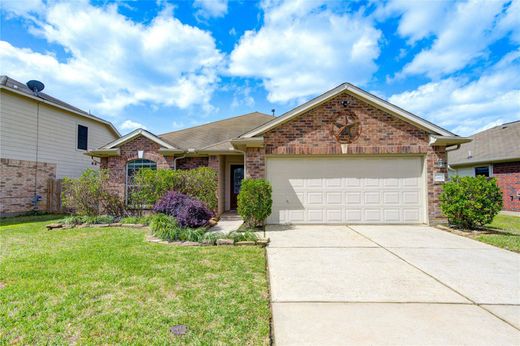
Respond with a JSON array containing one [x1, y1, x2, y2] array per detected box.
[[176, 198, 213, 228], [154, 190, 213, 228], [153, 191, 190, 217]]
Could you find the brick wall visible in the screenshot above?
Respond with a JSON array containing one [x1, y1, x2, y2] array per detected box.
[[493, 161, 520, 211], [100, 135, 174, 200], [0, 158, 56, 216], [176, 157, 208, 170], [245, 91, 448, 223]]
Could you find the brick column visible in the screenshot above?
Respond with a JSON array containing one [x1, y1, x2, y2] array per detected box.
[[245, 148, 265, 179], [426, 146, 448, 224]]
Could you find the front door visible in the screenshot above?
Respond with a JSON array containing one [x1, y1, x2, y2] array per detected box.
[[230, 165, 244, 210]]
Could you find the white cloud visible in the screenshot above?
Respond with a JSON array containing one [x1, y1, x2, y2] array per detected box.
[[389, 50, 520, 136], [381, 0, 519, 78], [0, 1, 223, 117], [194, 0, 228, 19], [0, 0, 44, 17], [228, 0, 381, 103], [119, 119, 147, 132]]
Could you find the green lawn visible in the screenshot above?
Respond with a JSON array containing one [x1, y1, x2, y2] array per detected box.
[[0, 215, 270, 345], [477, 214, 520, 252]]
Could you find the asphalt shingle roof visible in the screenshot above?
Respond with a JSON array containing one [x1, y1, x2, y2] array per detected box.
[[159, 112, 274, 151], [448, 120, 520, 166]]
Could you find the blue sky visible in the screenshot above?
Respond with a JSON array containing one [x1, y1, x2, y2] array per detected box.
[[1, 0, 519, 136]]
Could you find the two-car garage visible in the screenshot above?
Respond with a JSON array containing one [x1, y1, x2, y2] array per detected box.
[[266, 156, 426, 224]]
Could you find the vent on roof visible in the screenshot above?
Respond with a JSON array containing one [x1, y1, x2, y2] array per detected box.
[[467, 150, 472, 159], [26, 80, 45, 95]]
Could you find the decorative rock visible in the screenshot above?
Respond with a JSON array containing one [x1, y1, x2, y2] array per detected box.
[[236, 241, 256, 246], [121, 223, 146, 228], [256, 240, 269, 247], [77, 224, 90, 228], [200, 239, 214, 246], [216, 239, 234, 246], [181, 241, 200, 246], [91, 223, 110, 228], [109, 223, 122, 227], [207, 218, 218, 227], [46, 223, 63, 230], [62, 225, 74, 229]]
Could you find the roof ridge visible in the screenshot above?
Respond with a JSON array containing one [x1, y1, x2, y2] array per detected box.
[[158, 111, 273, 137]]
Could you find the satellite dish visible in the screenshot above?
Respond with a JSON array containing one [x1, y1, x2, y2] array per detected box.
[[26, 80, 45, 93]]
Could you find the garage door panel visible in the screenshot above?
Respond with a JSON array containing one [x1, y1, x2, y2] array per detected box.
[[267, 157, 425, 224]]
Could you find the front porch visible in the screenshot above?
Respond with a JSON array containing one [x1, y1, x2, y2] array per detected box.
[[209, 154, 244, 215]]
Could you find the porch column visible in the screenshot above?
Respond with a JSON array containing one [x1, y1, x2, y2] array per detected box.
[[209, 155, 225, 215]]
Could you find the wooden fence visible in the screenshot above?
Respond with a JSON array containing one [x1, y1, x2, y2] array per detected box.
[[47, 178, 64, 213]]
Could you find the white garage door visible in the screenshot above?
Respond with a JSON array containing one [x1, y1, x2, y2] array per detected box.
[[266, 157, 425, 224]]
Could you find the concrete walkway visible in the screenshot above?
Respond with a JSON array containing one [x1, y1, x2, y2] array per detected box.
[[266, 225, 520, 345]]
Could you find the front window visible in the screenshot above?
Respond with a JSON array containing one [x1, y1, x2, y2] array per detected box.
[[126, 159, 156, 204], [475, 166, 489, 177]]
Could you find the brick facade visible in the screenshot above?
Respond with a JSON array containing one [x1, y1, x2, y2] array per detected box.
[[245, 91, 448, 223], [176, 157, 208, 170], [493, 161, 520, 212], [0, 158, 56, 216], [100, 136, 175, 200]]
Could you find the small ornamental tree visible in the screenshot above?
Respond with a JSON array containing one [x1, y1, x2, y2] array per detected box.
[[153, 191, 191, 217], [237, 179, 272, 228], [154, 191, 213, 228], [440, 175, 502, 229]]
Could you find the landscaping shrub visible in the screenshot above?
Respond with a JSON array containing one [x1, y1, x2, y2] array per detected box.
[[62, 168, 126, 217], [227, 231, 258, 243], [130, 167, 217, 211], [237, 179, 272, 227], [149, 214, 178, 241], [440, 175, 503, 229], [201, 232, 226, 245], [120, 215, 152, 225], [81, 215, 115, 224], [177, 228, 206, 242], [61, 215, 84, 225], [176, 198, 213, 228], [153, 191, 190, 217], [62, 169, 104, 216]]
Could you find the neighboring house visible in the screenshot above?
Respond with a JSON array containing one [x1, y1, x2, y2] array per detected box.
[[0, 76, 120, 216], [89, 83, 470, 225], [448, 121, 520, 212]]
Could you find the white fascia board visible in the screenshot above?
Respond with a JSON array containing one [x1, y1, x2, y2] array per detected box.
[[103, 129, 180, 150], [241, 83, 455, 138], [429, 135, 472, 146]]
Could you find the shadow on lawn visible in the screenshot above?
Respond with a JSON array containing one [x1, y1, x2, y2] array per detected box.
[[0, 214, 65, 227]]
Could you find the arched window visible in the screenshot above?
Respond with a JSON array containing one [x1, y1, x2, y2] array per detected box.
[[126, 159, 156, 204]]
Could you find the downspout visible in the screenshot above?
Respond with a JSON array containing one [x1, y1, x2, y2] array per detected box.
[[173, 155, 186, 170]]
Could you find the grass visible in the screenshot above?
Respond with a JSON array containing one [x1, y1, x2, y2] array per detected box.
[[476, 214, 520, 252], [0, 215, 270, 345]]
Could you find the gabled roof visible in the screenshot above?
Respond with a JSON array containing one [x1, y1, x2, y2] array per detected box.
[[100, 128, 182, 151], [0, 75, 120, 137], [159, 112, 274, 150], [240, 83, 456, 138], [449, 120, 520, 166]]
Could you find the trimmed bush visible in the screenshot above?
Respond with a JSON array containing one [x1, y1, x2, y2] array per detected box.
[[130, 167, 217, 211], [440, 175, 502, 229], [149, 214, 178, 241], [176, 198, 213, 228], [61, 215, 84, 225], [177, 228, 206, 242], [237, 179, 272, 227], [153, 191, 190, 217]]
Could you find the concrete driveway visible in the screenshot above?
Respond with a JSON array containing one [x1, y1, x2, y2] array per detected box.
[[266, 225, 520, 345]]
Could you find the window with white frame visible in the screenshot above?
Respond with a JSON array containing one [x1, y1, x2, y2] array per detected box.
[[126, 159, 156, 204]]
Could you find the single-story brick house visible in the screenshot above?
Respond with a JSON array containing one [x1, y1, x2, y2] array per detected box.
[[88, 83, 471, 224], [449, 120, 520, 212]]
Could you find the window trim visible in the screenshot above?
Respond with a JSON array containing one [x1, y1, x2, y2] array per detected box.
[[474, 166, 490, 177], [125, 159, 157, 205]]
